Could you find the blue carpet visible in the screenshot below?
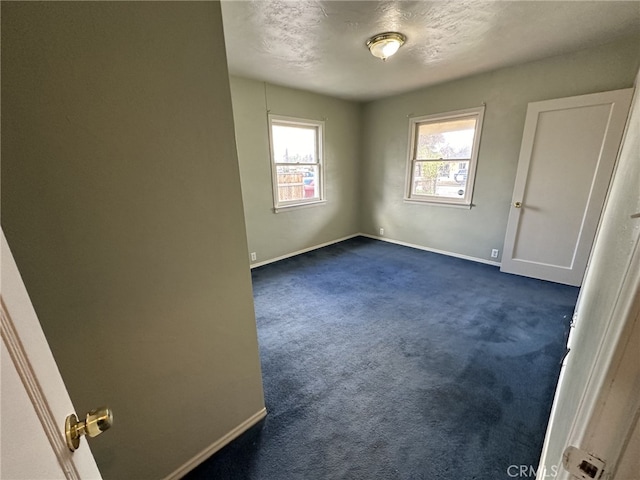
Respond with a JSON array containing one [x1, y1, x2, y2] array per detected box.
[[185, 237, 578, 480]]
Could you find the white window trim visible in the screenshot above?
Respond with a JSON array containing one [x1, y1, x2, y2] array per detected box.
[[268, 114, 325, 212], [404, 106, 485, 207]]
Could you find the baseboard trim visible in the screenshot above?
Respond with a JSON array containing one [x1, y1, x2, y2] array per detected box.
[[250, 233, 360, 269], [359, 233, 502, 267], [163, 407, 267, 480], [250, 233, 501, 269]]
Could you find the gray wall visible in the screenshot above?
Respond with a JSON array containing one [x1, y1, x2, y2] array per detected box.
[[229, 77, 361, 264], [1, 3, 264, 479], [360, 34, 640, 263]]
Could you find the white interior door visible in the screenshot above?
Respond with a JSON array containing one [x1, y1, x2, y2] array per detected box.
[[536, 76, 640, 480], [501, 88, 633, 286], [537, 195, 640, 480], [1, 230, 103, 479]]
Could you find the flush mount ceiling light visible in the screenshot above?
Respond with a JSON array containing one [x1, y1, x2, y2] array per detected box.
[[366, 32, 406, 61]]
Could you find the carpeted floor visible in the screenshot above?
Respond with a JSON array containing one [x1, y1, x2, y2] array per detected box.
[[185, 237, 578, 480]]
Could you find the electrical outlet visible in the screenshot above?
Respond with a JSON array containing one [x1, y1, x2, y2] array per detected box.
[[379, 227, 384, 236], [491, 249, 499, 258], [250, 252, 257, 262]]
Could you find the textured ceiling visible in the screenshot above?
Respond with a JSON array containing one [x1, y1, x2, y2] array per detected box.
[[221, 1, 640, 101]]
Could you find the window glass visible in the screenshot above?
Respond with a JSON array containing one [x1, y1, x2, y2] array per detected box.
[[272, 125, 317, 163], [406, 107, 484, 206], [269, 116, 324, 210], [416, 117, 476, 160]]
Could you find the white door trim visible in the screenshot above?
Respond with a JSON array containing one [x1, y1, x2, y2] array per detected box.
[[543, 221, 640, 480]]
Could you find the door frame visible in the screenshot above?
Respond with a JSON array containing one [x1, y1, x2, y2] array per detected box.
[[538, 225, 640, 480]]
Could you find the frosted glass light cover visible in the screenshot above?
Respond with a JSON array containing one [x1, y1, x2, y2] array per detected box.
[[367, 32, 406, 60]]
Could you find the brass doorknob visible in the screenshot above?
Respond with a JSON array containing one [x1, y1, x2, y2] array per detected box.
[[65, 407, 113, 451], [514, 201, 522, 208]]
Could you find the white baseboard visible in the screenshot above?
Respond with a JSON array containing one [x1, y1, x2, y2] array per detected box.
[[250, 233, 360, 269], [163, 407, 267, 480], [250, 233, 501, 269], [359, 233, 502, 267]]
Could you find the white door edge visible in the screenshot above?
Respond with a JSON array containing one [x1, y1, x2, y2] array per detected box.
[[1, 230, 102, 479]]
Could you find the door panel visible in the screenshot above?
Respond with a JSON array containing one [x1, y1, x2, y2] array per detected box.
[[1, 231, 102, 479], [1, 341, 65, 479], [502, 88, 633, 286]]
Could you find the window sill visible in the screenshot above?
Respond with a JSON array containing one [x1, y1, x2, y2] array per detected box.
[[273, 200, 327, 213], [403, 198, 473, 209]]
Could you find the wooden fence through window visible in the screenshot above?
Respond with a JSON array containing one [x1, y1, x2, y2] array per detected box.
[[278, 173, 304, 201]]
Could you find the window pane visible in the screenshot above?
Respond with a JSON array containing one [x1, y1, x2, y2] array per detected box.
[[276, 164, 320, 202], [416, 116, 476, 160], [272, 124, 317, 163], [412, 160, 469, 198]]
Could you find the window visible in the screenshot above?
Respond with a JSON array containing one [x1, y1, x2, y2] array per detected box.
[[268, 115, 324, 211], [405, 106, 484, 206]]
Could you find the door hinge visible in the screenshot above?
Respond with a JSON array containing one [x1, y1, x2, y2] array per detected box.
[[563, 446, 606, 479]]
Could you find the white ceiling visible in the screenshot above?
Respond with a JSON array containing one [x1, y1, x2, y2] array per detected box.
[[221, 1, 640, 101]]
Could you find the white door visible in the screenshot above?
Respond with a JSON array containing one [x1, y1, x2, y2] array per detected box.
[[537, 203, 640, 480], [537, 79, 640, 480], [501, 88, 633, 286], [1, 230, 103, 479]]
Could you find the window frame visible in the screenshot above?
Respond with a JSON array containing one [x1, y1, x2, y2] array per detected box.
[[268, 114, 325, 212], [404, 106, 485, 207]]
